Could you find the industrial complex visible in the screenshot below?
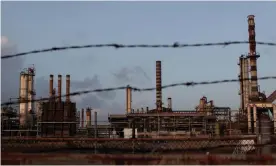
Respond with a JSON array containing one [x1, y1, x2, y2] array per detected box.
[[1, 15, 276, 139]]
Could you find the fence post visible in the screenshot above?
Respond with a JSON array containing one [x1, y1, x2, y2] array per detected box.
[[132, 139, 135, 154], [94, 141, 97, 154]]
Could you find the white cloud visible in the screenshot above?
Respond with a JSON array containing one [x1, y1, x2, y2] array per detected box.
[[1, 36, 9, 46]]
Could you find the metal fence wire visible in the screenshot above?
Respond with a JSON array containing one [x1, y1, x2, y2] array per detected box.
[[2, 39, 276, 164]]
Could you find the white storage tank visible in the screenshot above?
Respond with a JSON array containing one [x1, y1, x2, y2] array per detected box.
[[123, 128, 137, 138]]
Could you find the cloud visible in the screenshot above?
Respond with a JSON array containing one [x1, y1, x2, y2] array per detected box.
[[1, 36, 23, 103], [112, 66, 151, 85], [1, 36, 9, 46], [0, 36, 57, 107], [70, 75, 117, 114]]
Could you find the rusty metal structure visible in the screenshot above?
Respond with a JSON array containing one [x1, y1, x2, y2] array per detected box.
[[40, 74, 77, 137], [239, 15, 276, 135], [109, 61, 231, 138], [247, 15, 259, 102], [2, 15, 276, 162], [238, 55, 251, 112]]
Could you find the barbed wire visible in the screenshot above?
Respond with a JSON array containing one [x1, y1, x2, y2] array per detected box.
[[2, 41, 276, 59], [1, 76, 275, 106]]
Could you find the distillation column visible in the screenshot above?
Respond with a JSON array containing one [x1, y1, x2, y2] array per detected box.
[[239, 56, 245, 111], [19, 72, 28, 127], [27, 67, 35, 126]]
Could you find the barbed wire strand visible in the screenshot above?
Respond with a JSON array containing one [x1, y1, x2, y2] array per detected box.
[[2, 41, 276, 59], [1, 76, 275, 106]]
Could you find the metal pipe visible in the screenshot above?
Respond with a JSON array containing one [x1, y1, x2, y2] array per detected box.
[[57, 75, 62, 103], [66, 75, 70, 102], [49, 75, 54, 99], [156, 61, 162, 112]]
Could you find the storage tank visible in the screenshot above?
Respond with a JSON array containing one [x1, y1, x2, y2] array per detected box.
[[123, 128, 137, 138]]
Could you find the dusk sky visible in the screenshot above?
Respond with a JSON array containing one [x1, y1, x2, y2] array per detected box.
[[1, 2, 275, 118]]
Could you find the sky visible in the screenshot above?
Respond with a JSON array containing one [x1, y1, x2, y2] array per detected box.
[[1, 1, 276, 119]]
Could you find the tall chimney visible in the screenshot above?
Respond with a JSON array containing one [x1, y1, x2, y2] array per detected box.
[[81, 108, 84, 128], [156, 61, 162, 112], [66, 75, 70, 102], [86, 108, 91, 127], [126, 85, 132, 114], [57, 74, 62, 103], [49, 74, 54, 99], [247, 15, 259, 101], [167, 97, 172, 110]]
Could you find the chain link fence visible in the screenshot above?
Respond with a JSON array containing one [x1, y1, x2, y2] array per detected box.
[[2, 119, 276, 164]]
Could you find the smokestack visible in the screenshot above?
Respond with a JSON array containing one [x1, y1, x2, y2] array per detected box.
[[49, 75, 54, 99], [57, 75, 62, 103], [156, 61, 162, 112], [86, 108, 91, 127], [66, 75, 70, 102], [247, 15, 259, 101], [126, 85, 132, 114], [81, 108, 84, 128], [167, 97, 172, 110]]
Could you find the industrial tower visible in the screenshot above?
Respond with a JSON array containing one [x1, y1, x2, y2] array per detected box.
[[239, 15, 276, 134], [19, 65, 36, 127]]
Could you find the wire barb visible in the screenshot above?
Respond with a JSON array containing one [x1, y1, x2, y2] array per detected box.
[[1, 76, 275, 106], [1, 41, 275, 59]]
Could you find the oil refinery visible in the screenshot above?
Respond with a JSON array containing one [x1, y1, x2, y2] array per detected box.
[[1, 15, 276, 141]]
